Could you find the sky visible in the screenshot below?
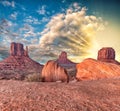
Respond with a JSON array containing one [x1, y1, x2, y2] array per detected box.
[[0, 0, 120, 64]]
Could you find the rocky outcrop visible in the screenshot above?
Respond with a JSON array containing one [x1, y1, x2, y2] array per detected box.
[[0, 42, 43, 80], [10, 42, 28, 56], [56, 51, 77, 80], [97, 47, 120, 64], [76, 47, 120, 81], [56, 51, 76, 65], [41, 60, 69, 82], [76, 58, 120, 81]]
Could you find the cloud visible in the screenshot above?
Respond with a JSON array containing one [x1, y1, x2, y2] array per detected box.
[[19, 23, 34, 32], [41, 17, 49, 23], [37, 4, 106, 63], [37, 5, 46, 15], [0, 18, 39, 47], [24, 16, 49, 25], [24, 16, 41, 24], [17, 23, 40, 44], [0, 0, 15, 8], [0, 19, 14, 41], [0, 46, 9, 60], [62, 0, 66, 3], [0, 19, 12, 27], [10, 12, 18, 20]]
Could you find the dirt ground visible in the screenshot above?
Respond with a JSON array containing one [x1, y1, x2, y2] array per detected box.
[[0, 78, 120, 111]]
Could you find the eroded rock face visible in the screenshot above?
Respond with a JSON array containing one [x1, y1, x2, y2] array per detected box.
[[10, 42, 28, 56], [41, 60, 69, 82], [0, 42, 43, 80], [76, 58, 120, 81], [56, 51, 76, 65], [98, 47, 115, 60], [97, 47, 120, 64], [56, 51, 77, 79]]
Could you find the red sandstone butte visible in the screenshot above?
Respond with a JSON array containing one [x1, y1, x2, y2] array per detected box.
[[97, 47, 120, 64], [56, 51, 76, 66], [0, 42, 43, 80], [41, 60, 69, 82]]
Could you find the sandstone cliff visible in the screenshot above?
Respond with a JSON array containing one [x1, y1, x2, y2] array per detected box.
[[0, 42, 43, 80], [97, 47, 120, 64]]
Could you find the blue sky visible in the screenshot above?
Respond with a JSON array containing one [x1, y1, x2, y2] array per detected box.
[[0, 0, 120, 64]]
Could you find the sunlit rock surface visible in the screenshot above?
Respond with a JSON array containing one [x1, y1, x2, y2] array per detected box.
[[41, 60, 69, 82]]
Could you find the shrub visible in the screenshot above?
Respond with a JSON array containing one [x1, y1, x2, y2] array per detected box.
[[25, 73, 42, 82]]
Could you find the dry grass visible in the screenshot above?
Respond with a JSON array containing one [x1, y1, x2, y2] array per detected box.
[[25, 73, 42, 82]]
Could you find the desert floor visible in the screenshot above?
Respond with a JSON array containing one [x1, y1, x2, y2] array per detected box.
[[0, 78, 120, 111]]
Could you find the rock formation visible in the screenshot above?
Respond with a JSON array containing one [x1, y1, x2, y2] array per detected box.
[[97, 47, 120, 64], [76, 58, 120, 81], [56, 51, 77, 80], [0, 42, 43, 80], [10, 42, 28, 56], [56, 51, 76, 65], [41, 60, 69, 82], [76, 47, 120, 81]]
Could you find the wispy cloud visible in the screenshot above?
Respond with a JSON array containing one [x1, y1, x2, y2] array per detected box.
[[0, 0, 15, 8], [41, 17, 49, 23], [0, 18, 39, 48], [24, 16, 41, 24], [62, 0, 66, 3], [37, 5, 46, 15], [10, 12, 18, 20], [19, 23, 34, 32]]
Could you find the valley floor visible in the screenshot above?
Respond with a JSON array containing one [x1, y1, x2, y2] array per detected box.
[[0, 78, 120, 111]]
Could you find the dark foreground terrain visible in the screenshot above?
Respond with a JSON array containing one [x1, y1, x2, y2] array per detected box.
[[0, 78, 120, 111]]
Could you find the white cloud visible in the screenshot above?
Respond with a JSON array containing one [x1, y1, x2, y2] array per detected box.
[[0, 0, 15, 8], [10, 12, 18, 20], [0, 19, 39, 46], [17, 23, 40, 44], [37, 5, 46, 15], [73, 2, 81, 11], [19, 24, 34, 32], [38, 4, 106, 63], [41, 17, 49, 23], [0, 19, 13, 29], [62, 0, 66, 3], [24, 16, 49, 24], [24, 31, 36, 38], [24, 16, 41, 24]]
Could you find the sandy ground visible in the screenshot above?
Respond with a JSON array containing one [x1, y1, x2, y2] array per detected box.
[[0, 78, 120, 111]]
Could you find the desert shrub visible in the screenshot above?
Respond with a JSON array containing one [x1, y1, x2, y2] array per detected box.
[[25, 73, 42, 82]]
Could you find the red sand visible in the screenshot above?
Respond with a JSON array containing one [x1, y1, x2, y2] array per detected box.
[[0, 78, 120, 111]]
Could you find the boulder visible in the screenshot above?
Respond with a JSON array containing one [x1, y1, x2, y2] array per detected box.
[[41, 60, 69, 82], [97, 47, 120, 64], [76, 58, 120, 81]]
